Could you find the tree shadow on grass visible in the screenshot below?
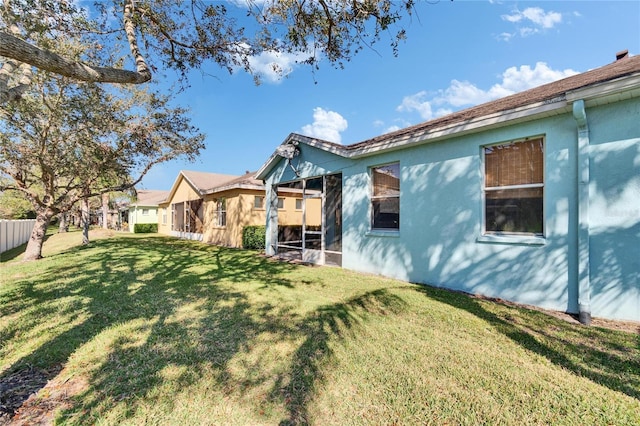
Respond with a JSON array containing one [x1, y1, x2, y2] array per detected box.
[[0, 235, 298, 422], [271, 289, 407, 426], [412, 285, 640, 400]]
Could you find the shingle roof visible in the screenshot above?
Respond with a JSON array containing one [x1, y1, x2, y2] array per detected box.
[[346, 54, 640, 151], [133, 189, 169, 206], [204, 171, 264, 194], [180, 170, 241, 192]]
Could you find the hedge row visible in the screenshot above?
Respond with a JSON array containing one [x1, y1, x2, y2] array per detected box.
[[134, 223, 158, 233]]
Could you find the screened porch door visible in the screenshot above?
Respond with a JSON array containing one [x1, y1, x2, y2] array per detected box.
[[277, 173, 342, 266]]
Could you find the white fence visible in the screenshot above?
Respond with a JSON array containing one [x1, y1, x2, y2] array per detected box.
[[0, 219, 36, 254]]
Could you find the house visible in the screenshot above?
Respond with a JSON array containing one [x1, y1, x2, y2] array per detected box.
[[158, 170, 311, 248], [256, 51, 640, 323], [126, 190, 169, 232]]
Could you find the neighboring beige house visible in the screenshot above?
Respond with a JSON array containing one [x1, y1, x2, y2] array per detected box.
[[158, 170, 312, 248], [127, 190, 169, 232]]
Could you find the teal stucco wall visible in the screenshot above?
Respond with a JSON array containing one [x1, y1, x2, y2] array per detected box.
[[264, 97, 639, 322], [340, 114, 581, 316], [586, 98, 640, 320]]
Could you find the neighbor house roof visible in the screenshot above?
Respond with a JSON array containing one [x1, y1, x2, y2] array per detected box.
[[257, 52, 640, 179], [181, 170, 241, 193], [160, 170, 265, 204], [203, 171, 264, 195], [131, 190, 170, 207]]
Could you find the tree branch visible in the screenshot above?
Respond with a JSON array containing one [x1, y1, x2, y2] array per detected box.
[[0, 32, 151, 85], [123, 0, 153, 80]]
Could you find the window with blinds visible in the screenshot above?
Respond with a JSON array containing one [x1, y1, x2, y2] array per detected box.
[[484, 138, 544, 235], [371, 162, 400, 230]]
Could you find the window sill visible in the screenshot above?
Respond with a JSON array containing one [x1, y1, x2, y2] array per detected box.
[[477, 234, 546, 246], [366, 229, 400, 238]]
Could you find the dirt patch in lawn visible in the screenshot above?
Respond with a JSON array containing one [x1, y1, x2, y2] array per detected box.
[[0, 366, 86, 426]]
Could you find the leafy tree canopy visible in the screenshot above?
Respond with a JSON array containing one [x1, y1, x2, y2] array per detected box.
[[0, 37, 205, 259], [0, 0, 415, 102]]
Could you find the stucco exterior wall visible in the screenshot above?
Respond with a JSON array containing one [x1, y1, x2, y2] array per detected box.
[[171, 177, 202, 204], [202, 189, 306, 247], [158, 203, 170, 235], [128, 206, 160, 232], [263, 98, 639, 322], [340, 114, 579, 316], [585, 98, 640, 320], [203, 189, 260, 247]]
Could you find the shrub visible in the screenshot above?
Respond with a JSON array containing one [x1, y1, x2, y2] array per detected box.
[[134, 223, 158, 233], [243, 225, 266, 250]]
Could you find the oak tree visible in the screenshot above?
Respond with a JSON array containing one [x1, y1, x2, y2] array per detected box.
[[1, 0, 415, 102], [0, 65, 204, 260]]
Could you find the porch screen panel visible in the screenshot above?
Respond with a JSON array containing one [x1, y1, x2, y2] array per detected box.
[[188, 199, 204, 232], [173, 202, 184, 232]]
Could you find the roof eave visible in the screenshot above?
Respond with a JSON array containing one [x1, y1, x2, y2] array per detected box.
[[203, 183, 264, 195], [566, 72, 640, 104], [256, 66, 640, 176], [256, 133, 348, 180], [348, 99, 571, 158], [346, 72, 640, 158]]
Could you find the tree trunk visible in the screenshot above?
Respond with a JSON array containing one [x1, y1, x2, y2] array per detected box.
[[58, 212, 69, 233], [81, 197, 90, 245], [102, 193, 109, 229], [23, 210, 52, 261]]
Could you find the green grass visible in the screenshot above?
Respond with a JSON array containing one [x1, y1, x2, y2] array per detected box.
[[1, 232, 639, 425]]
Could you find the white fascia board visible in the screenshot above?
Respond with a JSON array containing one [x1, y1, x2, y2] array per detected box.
[[347, 100, 571, 159], [258, 73, 640, 175], [163, 172, 193, 203], [203, 183, 264, 196], [566, 73, 640, 104], [255, 152, 281, 180], [256, 134, 349, 180], [179, 173, 205, 197]]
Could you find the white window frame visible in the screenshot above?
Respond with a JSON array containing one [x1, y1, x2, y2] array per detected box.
[[480, 136, 546, 244], [254, 195, 264, 210], [213, 198, 227, 227], [277, 197, 285, 209], [370, 162, 400, 232]]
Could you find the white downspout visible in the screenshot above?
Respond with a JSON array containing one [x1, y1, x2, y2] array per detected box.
[[572, 99, 591, 325]]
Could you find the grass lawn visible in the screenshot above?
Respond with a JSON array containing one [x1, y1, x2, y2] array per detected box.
[[1, 231, 639, 425]]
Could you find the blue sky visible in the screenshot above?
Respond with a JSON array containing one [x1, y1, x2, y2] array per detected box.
[[138, 0, 640, 190]]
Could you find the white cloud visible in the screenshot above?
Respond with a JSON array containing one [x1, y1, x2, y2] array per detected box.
[[301, 108, 348, 143], [497, 32, 514, 42], [500, 7, 563, 40], [248, 50, 307, 84], [521, 7, 562, 28], [397, 62, 578, 120]]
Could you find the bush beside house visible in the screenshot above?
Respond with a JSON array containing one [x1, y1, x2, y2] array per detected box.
[[242, 226, 266, 250]]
